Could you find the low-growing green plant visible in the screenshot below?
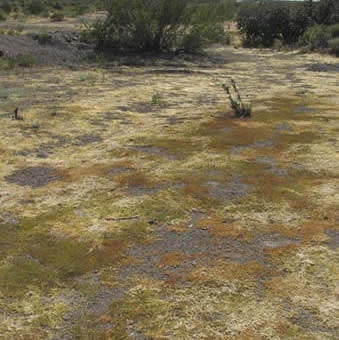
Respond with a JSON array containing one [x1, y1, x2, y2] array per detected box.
[[329, 24, 339, 38], [41, 9, 50, 17], [18, 55, 37, 67], [34, 31, 53, 44], [329, 38, 339, 56], [79, 73, 98, 86], [0, 55, 37, 70], [12, 10, 26, 21], [0, 58, 12, 70], [300, 22, 339, 54], [301, 25, 331, 50], [6, 55, 37, 68], [151, 93, 162, 106], [50, 11, 64, 22], [2, 29, 19, 35], [0, 25, 24, 36], [0, 8, 7, 21], [71, 4, 88, 17], [222, 79, 251, 119], [224, 32, 232, 46]]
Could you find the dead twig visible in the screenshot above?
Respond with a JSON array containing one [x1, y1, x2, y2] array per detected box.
[[191, 208, 207, 214], [105, 215, 140, 221]]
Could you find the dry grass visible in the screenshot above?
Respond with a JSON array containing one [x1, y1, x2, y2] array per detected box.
[[0, 18, 339, 340]]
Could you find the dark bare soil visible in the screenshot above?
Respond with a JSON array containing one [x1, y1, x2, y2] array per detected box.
[[5, 166, 61, 188], [0, 32, 88, 65]]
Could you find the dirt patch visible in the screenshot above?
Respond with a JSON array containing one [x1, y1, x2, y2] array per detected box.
[[129, 101, 170, 114], [253, 233, 300, 249], [204, 175, 249, 202], [119, 225, 269, 283], [289, 307, 339, 335], [102, 111, 131, 125], [106, 167, 134, 176], [16, 135, 70, 158], [294, 106, 317, 114], [5, 166, 61, 188], [103, 111, 127, 121], [306, 63, 339, 73], [255, 156, 288, 177], [131, 102, 154, 114], [0, 33, 88, 66], [166, 116, 189, 125], [275, 123, 294, 132], [230, 138, 274, 154], [73, 134, 103, 146], [127, 186, 162, 197], [128, 144, 177, 160], [0, 212, 19, 225], [145, 68, 206, 75], [325, 230, 339, 250]]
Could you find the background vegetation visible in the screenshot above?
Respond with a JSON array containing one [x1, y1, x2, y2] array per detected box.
[[0, 0, 97, 19], [83, 0, 236, 53], [236, 0, 339, 55], [0, 0, 337, 56]]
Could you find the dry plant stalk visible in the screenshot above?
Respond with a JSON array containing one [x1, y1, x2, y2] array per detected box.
[[222, 79, 251, 118]]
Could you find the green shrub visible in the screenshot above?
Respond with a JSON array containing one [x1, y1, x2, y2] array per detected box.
[[328, 38, 339, 56], [26, 0, 45, 15], [1, 55, 37, 70], [15, 55, 37, 67], [84, 0, 230, 53], [189, 2, 230, 46], [329, 24, 339, 38], [52, 1, 64, 11], [50, 11, 64, 22], [301, 25, 331, 50], [282, 5, 309, 45], [41, 9, 50, 17], [317, 0, 339, 25], [71, 4, 88, 17], [300, 23, 339, 53], [237, 2, 310, 48], [0, 27, 23, 35], [0, 0, 12, 14], [12, 10, 26, 20], [0, 9, 6, 21], [237, 3, 288, 47], [34, 31, 52, 44]]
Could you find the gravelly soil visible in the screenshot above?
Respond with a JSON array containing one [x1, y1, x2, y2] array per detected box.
[[0, 32, 88, 65], [5, 166, 61, 188]]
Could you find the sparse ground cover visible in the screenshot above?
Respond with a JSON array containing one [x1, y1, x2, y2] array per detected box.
[[0, 16, 339, 340]]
